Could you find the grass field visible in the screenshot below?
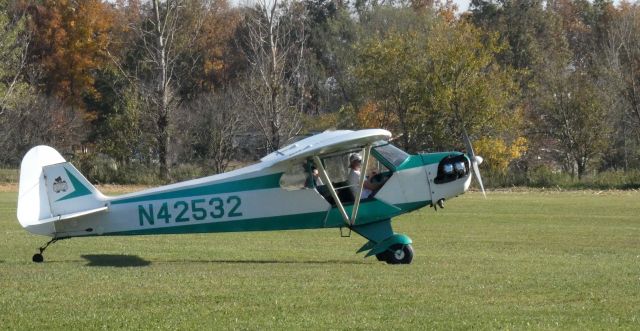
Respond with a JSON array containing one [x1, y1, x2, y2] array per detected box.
[[1, 188, 639, 330]]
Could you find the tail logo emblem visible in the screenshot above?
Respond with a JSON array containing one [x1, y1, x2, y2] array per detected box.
[[52, 176, 68, 193]]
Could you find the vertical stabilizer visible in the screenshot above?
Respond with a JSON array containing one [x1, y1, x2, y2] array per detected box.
[[17, 146, 106, 236]]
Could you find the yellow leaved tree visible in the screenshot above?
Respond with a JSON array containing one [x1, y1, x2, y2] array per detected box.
[[474, 137, 528, 174]]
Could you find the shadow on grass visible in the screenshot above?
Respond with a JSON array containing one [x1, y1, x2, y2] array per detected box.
[[158, 259, 369, 265], [82, 254, 151, 267]]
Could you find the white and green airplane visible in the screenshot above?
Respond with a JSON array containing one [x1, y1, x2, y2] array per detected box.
[[17, 129, 484, 264]]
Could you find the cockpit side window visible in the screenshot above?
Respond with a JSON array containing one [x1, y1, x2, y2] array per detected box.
[[320, 154, 350, 183], [279, 162, 309, 191], [372, 143, 409, 169], [365, 154, 390, 177]]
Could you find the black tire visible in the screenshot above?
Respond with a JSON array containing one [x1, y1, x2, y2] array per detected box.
[[32, 253, 44, 263], [375, 252, 388, 262], [384, 244, 413, 265]]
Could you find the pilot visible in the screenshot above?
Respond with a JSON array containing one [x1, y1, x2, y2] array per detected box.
[[306, 165, 323, 188], [348, 153, 381, 199]]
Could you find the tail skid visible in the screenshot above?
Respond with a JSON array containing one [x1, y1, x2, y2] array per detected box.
[[17, 146, 108, 236]]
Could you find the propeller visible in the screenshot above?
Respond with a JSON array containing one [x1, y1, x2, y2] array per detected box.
[[462, 128, 486, 199]]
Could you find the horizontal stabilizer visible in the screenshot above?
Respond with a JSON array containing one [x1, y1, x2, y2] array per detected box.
[[39, 206, 109, 224]]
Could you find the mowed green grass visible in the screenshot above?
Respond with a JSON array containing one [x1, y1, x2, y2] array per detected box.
[[1, 189, 639, 330]]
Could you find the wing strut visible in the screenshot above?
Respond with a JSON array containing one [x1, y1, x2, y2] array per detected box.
[[313, 156, 350, 226], [313, 144, 372, 227], [350, 144, 371, 226]]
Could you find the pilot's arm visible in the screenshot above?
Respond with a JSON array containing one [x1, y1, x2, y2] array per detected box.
[[363, 177, 380, 191]]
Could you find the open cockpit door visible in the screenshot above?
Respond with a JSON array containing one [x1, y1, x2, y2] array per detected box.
[[310, 143, 399, 227], [312, 144, 372, 227]]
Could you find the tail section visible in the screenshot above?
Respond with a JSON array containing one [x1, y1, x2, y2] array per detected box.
[[17, 146, 107, 236]]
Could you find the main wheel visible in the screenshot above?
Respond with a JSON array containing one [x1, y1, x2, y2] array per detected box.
[[384, 244, 413, 265], [32, 253, 44, 263], [375, 252, 388, 262]]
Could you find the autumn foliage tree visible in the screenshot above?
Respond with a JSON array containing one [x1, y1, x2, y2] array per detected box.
[[27, 0, 115, 104]]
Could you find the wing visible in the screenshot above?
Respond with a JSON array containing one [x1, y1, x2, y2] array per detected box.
[[260, 129, 392, 166]]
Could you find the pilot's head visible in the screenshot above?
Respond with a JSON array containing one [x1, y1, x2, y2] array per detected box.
[[349, 153, 362, 169]]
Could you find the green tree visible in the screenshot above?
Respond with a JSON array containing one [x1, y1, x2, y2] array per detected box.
[[0, 1, 29, 116], [84, 68, 151, 166], [536, 69, 610, 179], [354, 16, 521, 152], [417, 21, 520, 150], [602, 2, 640, 169], [353, 29, 423, 149], [470, 0, 568, 77]]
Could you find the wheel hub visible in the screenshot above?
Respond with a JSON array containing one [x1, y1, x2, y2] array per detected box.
[[393, 248, 405, 260]]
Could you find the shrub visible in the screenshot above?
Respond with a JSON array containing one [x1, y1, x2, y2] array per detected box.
[[74, 153, 161, 185], [170, 164, 207, 182], [481, 165, 640, 190], [0, 168, 18, 183]]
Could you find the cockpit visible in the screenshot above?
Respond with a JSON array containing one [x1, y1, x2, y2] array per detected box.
[[279, 142, 409, 206]]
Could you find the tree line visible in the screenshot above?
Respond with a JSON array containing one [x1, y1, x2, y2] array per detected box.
[[0, 0, 639, 185]]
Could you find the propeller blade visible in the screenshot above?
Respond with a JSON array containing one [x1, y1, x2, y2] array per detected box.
[[462, 128, 486, 199], [472, 159, 486, 199], [462, 128, 475, 158]]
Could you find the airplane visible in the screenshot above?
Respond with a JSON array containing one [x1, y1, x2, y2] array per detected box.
[[17, 129, 484, 264]]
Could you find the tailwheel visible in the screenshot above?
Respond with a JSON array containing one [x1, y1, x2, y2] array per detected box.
[[377, 244, 413, 264], [31, 237, 64, 263]]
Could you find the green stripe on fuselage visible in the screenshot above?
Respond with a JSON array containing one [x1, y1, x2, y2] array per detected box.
[[111, 173, 283, 205], [325, 199, 403, 226], [394, 200, 430, 212], [105, 211, 328, 236], [103, 198, 427, 237], [394, 152, 463, 171], [395, 155, 424, 170]]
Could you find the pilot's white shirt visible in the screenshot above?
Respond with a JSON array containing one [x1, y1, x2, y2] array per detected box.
[[348, 169, 372, 199]]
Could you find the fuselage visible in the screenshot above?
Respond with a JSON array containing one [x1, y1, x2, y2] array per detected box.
[[50, 150, 472, 238]]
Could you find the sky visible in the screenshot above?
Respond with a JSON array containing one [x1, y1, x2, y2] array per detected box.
[[453, 0, 626, 13], [231, 0, 626, 13], [454, 0, 470, 12]]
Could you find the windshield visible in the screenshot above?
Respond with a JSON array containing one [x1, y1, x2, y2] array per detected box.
[[373, 143, 409, 168]]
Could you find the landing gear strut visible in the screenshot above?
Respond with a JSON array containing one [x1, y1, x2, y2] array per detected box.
[[375, 244, 414, 264], [32, 237, 63, 263]]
